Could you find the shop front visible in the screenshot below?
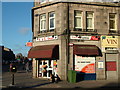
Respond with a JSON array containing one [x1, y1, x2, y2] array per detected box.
[[28, 45, 59, 78], [38, 59, 57, 78], [73, 45, 102, 81], [101, 35, 119, 80]]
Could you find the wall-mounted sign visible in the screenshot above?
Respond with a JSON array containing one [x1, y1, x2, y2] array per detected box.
[[98, 61, 104, 69], [36, 36, 58, 41], [69, 43, 74, 46], [70, 35, 100, 41], [101, 36, 120, 52], [26, 42, 33, 47], [101, 36, 119, 48]]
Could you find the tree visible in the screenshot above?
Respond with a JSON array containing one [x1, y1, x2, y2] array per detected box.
[[15, 53, 24, 62]]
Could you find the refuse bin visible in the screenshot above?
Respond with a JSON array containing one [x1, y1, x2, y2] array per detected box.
[[68, 70, 76, 83]]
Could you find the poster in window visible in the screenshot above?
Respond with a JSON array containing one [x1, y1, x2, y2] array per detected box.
[[75, 55, 95, 73]]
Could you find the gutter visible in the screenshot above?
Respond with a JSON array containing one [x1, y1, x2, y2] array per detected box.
[[32, 1, 120, 10]]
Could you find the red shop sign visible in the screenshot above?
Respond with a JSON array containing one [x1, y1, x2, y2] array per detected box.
[[26, 42, 33, 47], [90, 36, 100, 40]]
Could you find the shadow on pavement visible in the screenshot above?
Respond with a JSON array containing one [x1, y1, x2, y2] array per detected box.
[[23, 82, 53, 88], [99, 82, 120, 89], [74, 82, 120, 89], [1, 82, 53, 90], [1, 82, 120, 90]]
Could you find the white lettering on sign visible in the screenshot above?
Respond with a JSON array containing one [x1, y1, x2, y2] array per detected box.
[[36, 36, 58, 41], [70, 35, 99, 40], [70, 35, 91, 40]]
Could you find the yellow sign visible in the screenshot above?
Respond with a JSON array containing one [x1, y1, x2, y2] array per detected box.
[[101, 36, 119, 48]]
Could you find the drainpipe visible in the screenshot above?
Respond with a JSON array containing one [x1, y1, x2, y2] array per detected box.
[[66, 2, 70, 81]]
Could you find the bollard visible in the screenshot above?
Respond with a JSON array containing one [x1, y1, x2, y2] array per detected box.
[[12, 73, 15, 85], [9, 63, 17, 87]]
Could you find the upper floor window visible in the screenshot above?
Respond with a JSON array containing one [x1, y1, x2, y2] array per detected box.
[[109, 13, 117, 32], [86, 11, 94, 31], [40, 0, 46, 4], [49, 0, 54, 1], [40, 14, 46, 33], [49, 12, 55, 31], [74, 10, 83, 31]]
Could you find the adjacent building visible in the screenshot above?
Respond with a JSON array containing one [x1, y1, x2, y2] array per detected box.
[[1, 46, 15, 64], [28, 0, 120, 83]]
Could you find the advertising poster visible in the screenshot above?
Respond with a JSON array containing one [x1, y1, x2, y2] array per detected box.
[[75, 55, 95, 73], [98, 61, 104, 69]]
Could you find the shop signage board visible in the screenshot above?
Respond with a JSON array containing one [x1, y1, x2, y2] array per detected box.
[[98, 61, 104, 69], [70, 35, 100, 40], [75, 55, 95, 73], [26, 42, 33, 47], [101, 36, 119, 47], [101, 36, 119, 52], [36, 36, 58, 41]]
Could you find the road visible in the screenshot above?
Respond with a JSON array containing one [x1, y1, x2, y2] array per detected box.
[[1, 63, 120, 89]]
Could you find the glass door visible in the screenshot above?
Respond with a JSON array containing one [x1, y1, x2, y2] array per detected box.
[[38, 60, 48, 78], [38, 60, 54, 78], [42, 60, 48, 78], [38, 60, 58, 78]]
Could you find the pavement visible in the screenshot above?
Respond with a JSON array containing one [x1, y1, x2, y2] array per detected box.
[[1, 64, 120, 89]]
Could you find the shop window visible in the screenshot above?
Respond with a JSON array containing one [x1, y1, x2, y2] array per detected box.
[[40, 14, 46, 33], [49, 12, 55, 31], [86, 11, 94, 32], [74, 10, 83, 31], [109, 13, 117, 33]]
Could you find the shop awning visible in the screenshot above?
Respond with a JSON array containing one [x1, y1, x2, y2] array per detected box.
[[73, 45, 101, 56], [28, 45, 59, 59]]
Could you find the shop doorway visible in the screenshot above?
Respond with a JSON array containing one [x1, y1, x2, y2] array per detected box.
[[74, 55, 96, 81], [38, 60, 57, 78], [105, 54, 117, 80]]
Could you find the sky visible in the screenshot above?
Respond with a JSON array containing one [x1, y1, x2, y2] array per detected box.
[[1, 1, 34, 56]]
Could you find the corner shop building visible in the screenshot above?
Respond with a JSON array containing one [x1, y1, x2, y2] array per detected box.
[[28, 1, 120, 82]]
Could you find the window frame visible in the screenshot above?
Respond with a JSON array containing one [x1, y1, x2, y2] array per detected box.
[[74, 10, 83, 30], [86, 11, 94, 30], [40, 14, 46, 33], [109, 13, 117, 31], [49, 12, 55, 31], [40, 0, 46, 4]]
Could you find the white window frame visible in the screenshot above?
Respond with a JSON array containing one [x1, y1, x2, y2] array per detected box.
[[49, 0, 54, 1], [74, 10, 83, 29], [40, 0, 46, 4], [109, 13, 117, 31], [49, 12, 55, 31], [86, 11, 94, 30], [40, 14, 46, 32]]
